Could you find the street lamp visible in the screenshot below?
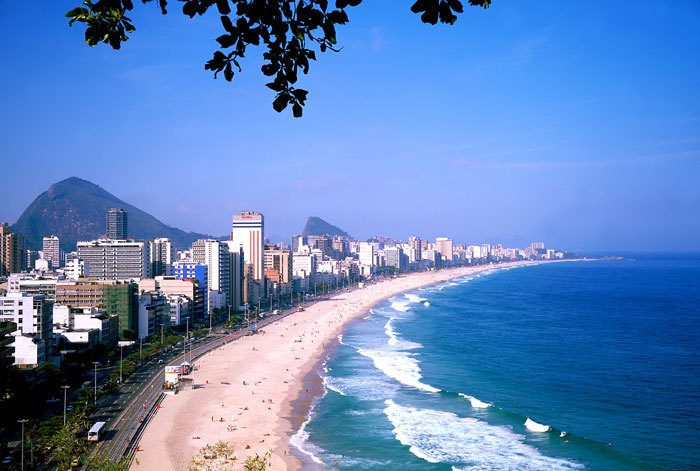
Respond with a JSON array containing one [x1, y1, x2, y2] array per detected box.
[[119, 345, 124, 383], [92, 361, 100, 405], [61, 385, 70, 425], [18, 419, 28, 471]]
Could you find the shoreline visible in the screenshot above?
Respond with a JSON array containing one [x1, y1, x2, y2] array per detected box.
[[131, 260, 555, 470], [283, 260, 557, 469]]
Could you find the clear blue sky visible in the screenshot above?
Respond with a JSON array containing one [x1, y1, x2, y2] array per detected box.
[[1, 1, 699, 252]]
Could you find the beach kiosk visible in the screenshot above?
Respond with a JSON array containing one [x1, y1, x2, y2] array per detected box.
[[163, 365, 183, 394]]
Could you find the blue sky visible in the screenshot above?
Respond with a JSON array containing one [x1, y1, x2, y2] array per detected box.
[[1, 1, 699, 252]]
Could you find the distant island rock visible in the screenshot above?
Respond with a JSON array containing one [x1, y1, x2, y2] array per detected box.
[[12, 177, 210, 251], [301, 216, 349, 238]]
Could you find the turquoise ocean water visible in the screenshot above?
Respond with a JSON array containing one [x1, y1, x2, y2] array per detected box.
[[292, 256, 700, 470]]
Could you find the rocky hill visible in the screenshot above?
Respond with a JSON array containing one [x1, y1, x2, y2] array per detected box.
[[301, 216, 349, 238], [12, 177, 209, 251]]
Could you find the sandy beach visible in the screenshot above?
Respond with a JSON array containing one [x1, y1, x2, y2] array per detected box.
[[132, 261, 539, 470]]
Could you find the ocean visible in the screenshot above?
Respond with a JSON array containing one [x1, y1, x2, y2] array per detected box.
[[292, 256, 700, 471]]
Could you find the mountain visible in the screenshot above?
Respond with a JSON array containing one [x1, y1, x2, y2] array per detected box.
[[301, 216, 349, 238], [12, 177, 210, 252]]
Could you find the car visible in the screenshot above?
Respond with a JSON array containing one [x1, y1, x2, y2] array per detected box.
[[70, 457, 80, 467]]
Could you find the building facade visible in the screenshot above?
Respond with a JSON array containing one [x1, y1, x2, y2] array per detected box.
[[192, 239, 231, 307], [150, 238, 174, 277], [77, 239, 151, 280], [231, 211, 264, 280], [42, 236, 61, 268], [106, 208, 128, 239], [0, 292, 53, 367], [0, 223, 26, 276]]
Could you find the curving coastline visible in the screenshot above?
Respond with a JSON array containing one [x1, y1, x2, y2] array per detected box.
[[132, 261, 547, 470]]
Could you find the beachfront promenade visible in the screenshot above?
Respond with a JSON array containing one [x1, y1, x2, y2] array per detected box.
[[132, 261, 540, 470]]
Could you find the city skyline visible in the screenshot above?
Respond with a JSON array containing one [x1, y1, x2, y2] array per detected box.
[[1, 1, 699, 252]]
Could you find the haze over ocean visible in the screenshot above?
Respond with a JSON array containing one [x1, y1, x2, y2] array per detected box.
[[296, 257, 700, 470]]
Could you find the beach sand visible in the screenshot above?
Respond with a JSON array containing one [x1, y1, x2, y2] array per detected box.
[[132, 262, 537, 470]]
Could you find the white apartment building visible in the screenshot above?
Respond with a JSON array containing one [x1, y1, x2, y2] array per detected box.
[[293, 253, 316, 278], [150, 238, 174, 277], [230, 211, 264, 280], [359, 242, 375, 267], [64, 258, 89, 280], [192, 239, 230, 307], [0, 292, 53, 367], [77, 239, 151, 280], [42, 235, 61, 268]]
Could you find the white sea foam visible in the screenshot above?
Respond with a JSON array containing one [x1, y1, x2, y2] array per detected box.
[[385, 319, 399, 346], [525, 418, 551, 432], [404, 293, 427, 303], [357, 348, 440, 393], [458, 393, 492, 408], [323, 376, 347, 396], [424, 302, 430, 307], [390, 299, 411, 312], [384, 400, 583, 470], [384, 319, 422, 350], [290, 392, 327, 465], [323, 374, 399, 401]]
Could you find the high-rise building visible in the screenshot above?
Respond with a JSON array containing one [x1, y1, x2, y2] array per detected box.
[[231, 211, 264, 280], [77, 239, 151, 280], [191, 239, 231, 306], [408, 236, 422, 261], [264, 249, 293, 283], [150, 238, 174, 277], [0, 223, 26, 276], [26, 250, 38, 270], [359, 242, 375, 267], [385, 246, 405, 270], [435, 237, 454, 262], [103, 283, 139, 339], [222, 241, 244, 310], [106, 208, 128, 239], [42, 235, 61, 268]]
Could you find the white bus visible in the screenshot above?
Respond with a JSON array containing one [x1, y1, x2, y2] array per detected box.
[[87, 421, 106, 441]]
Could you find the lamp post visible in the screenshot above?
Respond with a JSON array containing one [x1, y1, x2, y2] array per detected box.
[[92, 361, 99, 405], [119, 345, 124, 383], [61, 385, 70, 425], [18, 419, 28, 471]]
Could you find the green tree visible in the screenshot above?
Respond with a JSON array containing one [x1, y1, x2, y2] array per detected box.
[[87, 455, 131, 470], [65, 0, 490, 116], [243, 450, 272, 471]]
